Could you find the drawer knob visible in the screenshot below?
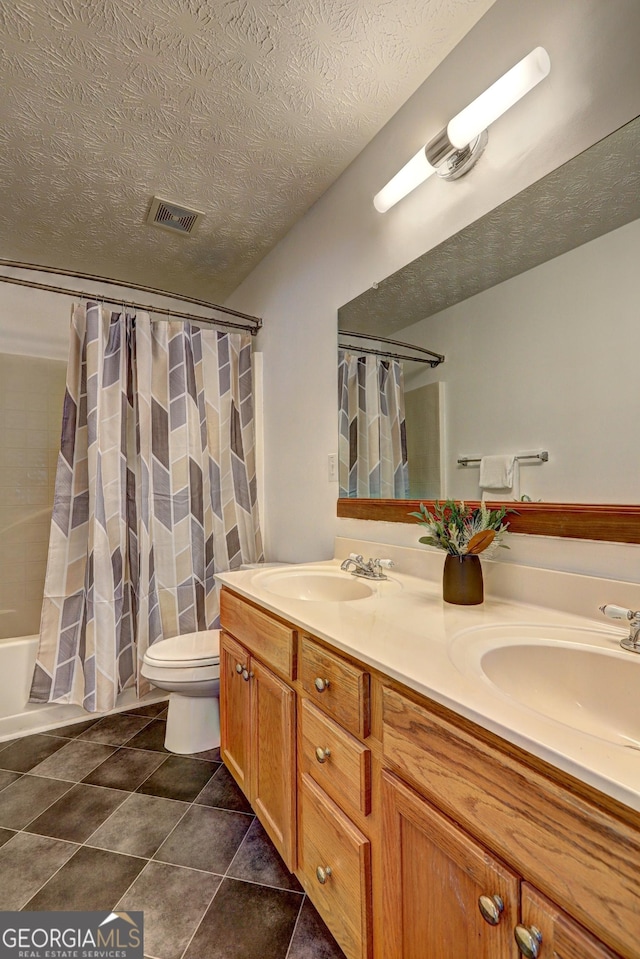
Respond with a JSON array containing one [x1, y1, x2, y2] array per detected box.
[[315, 746, 331, 764], [514, 925, 543, 958], [316, 865, 332, 884], [235, 664, 243, 674], [314, 677, 331, 693], [242, 668, 253, 682], [478, 894, 504, 926]]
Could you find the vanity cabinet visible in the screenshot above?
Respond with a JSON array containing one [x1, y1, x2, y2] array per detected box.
[[219, 586, 639, 959]]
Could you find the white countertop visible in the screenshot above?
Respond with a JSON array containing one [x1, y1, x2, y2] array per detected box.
[[216, 559, 640, 813]]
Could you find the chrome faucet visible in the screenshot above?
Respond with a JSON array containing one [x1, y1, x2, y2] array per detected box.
[[340, 553, 395, 580], [599, 604, 640, 653]]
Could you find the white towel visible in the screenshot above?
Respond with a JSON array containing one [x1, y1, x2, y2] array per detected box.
[[479, 454, 516, 490], [482, 460, 520, 501]]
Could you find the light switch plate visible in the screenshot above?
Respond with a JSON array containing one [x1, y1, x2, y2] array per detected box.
[[328, 453, 338, 482]]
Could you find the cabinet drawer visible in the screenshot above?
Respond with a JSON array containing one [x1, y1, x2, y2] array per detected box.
[[299, 774, 372, 959], [220, 588, 296, 679], [300, 699, 371, 816], [300, 636, 370, 737]]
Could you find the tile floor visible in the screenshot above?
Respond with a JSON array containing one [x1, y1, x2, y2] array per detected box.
[[0, 703, 345, 959]]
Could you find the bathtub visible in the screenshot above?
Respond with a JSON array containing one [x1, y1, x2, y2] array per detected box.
[[0, 634, 166, 742]]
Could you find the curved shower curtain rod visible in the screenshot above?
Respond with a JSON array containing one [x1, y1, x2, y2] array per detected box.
[[0, 259, 263, 335], [338, 328, 444, 367]]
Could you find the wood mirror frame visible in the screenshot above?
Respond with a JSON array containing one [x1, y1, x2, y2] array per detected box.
[[337, 499, 640, 544]]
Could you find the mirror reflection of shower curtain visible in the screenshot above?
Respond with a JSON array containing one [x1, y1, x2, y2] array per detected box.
[[30, 302, 263, 712], [338, 350, 408, 498]]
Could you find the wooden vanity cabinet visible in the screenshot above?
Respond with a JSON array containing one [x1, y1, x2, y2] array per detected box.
[[219, 630, 296, 870], [220, 587, 638, 959]]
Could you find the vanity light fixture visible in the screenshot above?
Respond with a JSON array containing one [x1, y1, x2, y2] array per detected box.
[[373, 47, 551, 213]]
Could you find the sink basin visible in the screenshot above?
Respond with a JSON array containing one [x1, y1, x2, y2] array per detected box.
[[252, 566, 376, 602], [449, 624, 639, 747]]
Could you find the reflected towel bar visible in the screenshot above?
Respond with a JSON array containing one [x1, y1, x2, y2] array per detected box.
[[457, 451, 549, 467]]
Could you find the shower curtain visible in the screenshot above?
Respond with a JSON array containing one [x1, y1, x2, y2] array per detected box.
[[338, 350, 408, 498], [30, 302, 263, 712]]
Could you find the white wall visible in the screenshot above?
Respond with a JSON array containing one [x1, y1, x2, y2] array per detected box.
[[226, 0, 640, 578], [400, 216, 640, 504]]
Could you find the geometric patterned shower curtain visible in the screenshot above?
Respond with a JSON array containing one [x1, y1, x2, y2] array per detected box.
[[338, 350, 408, 498], [30, 302, 263, 712]]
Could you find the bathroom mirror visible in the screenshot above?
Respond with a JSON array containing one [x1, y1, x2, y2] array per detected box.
[[337, 113, 640, 543]]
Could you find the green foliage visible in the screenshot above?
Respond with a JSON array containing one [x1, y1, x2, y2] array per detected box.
[[409, 500, 513, 556]]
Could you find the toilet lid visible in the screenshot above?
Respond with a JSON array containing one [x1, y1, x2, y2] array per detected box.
[[144, 630, 220, 668]]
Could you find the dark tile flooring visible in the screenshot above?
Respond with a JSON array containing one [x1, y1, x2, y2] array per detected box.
[[0, 704, 345, 959]]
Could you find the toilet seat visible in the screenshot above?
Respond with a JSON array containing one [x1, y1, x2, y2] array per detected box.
[[143, 630, 220, 669], [141, 662, 220, 685]]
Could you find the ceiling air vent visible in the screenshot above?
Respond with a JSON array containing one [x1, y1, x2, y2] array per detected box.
[[146, 197, 204, 236]]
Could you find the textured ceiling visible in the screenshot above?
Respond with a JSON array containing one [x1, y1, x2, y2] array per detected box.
[[0, 0, 495, 303], [338, 114, 640, 337]]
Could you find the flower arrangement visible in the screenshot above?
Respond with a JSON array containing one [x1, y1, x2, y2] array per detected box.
[[409, 500, 511, 557]]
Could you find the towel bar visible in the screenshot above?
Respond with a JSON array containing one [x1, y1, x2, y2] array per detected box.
[[457, 451, 549, 467]]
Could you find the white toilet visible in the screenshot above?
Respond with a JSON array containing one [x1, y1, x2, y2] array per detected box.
[[141, 629, 220, 755]]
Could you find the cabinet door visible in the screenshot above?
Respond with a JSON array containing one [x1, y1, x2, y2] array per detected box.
[[250, 656, 296, 870], [518, 885, 622, 959], [382, 770, 520, 959], [220, 632, 251, 795]]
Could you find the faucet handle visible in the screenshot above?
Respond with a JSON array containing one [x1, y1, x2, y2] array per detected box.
[[377, 559, 394, 569], [600, 604, 640, 621]]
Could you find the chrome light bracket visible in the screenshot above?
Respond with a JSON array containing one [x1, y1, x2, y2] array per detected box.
[[425, 128, 489, 181]]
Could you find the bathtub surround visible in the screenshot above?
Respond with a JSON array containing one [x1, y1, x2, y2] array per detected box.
[[0, 705, 343, 959], [31, 303, 262, 713]]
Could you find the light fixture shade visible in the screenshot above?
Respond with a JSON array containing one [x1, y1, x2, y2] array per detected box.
[[373, 147, 436, 213], [447, 47, 551, 149]]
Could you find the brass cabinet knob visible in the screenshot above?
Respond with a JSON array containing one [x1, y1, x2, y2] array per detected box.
[[514, 925, 543, 958], [315, 746, 331, 764], [314, 677, 330, 693], [316, 865, 332, 884], [478, 894, 504, 926]]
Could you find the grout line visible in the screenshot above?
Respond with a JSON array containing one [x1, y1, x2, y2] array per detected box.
[[283, 894, 308, 959]]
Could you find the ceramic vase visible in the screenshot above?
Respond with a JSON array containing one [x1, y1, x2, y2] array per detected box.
[[442, 554, 483, 605]]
